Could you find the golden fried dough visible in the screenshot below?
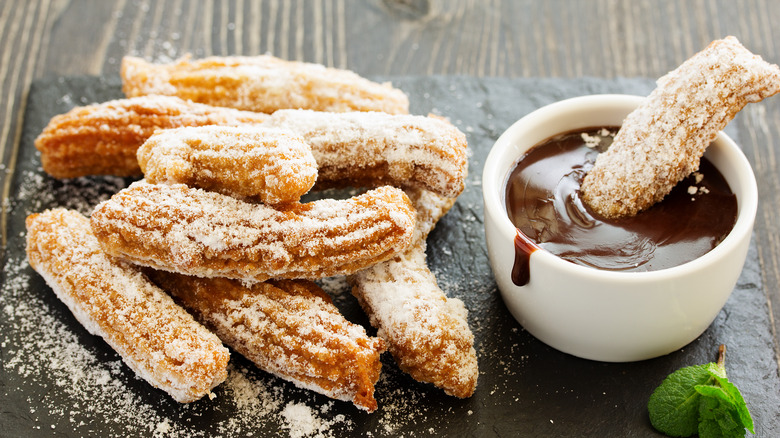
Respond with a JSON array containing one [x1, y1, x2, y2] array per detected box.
[[351, 241, 478, 398], [121, 55, 409, 114], [90, 181, 416, 282], [35, 95, 268, 178], [137, 125, 317, 204], [147, 272, 385, 411], [26, 209, 230, 403], [264, 110, 468, 198], [350, 189, 478, 398], [582, 36, 780, 218]]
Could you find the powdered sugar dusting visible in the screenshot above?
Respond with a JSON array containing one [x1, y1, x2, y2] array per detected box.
[[7, 169, 127, 217], [34, 95, 269, 178], [3, 75, 506, 437], [265, 110, 468, 198], [146, 273, 385, 411], [2, 250, 365, 436], [121, 55, 410, 115], [352, 243, 478, 399], [90, 182, 415, 282], [281, 402, 350, 438], [138, 125, 317, 204], [2, 167, 371, 436], [582, 36, 780, 218], [26, 209, 230, 403], [2, 254, 187, 436]]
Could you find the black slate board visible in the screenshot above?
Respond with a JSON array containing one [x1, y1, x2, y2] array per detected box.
[[1, 75, 779, 437]]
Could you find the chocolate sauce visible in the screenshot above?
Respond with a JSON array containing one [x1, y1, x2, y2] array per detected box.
[[505, 127, 737, 285], [512, 230, 539, 286]]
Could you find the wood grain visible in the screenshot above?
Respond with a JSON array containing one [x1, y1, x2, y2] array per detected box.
[[2, 0, 779, 368]]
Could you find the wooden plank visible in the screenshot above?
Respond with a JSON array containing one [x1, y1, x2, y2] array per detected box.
[[0, 0, 49, 245]]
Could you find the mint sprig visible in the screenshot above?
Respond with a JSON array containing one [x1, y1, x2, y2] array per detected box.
[[647, 345, 754, 437]]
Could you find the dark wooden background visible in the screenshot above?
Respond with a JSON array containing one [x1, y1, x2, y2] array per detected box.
[[2, 0, 779, 387]]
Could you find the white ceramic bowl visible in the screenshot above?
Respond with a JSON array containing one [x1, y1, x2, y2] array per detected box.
[[482, 94, 758, 362]]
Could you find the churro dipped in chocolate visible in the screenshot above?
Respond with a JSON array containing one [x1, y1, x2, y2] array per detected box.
[[121, 55, 409, 115], [34, 95, 268, 179], [137, 125, 317, 204], [581, 36, 780, 218], [264, 110, 469, 198], [146, 273, 385, 412], [350, 189, 478, 398], [90, 181, 416, 282], [25, 209, 230, 403]]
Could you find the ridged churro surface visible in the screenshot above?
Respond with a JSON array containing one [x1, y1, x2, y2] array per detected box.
[[90, 181, 416, 282], [137, 125, 317, 204], [34, 95, 268, 178], [582, 36, 780, 218], [147, 272, 385, 411], [25, 208, 230, 403], [403, 187, 457, 243], [121, 55, 409, 114], [265, 110, 468, 198], [351, 242, 478, 398], [350, 189, 477, 398]]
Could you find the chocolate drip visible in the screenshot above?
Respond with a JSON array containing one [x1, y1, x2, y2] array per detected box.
[[512, 230, 538, 286]]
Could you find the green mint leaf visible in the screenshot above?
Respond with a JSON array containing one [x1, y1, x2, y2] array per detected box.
[[648, 345, 754, 437], [695, 369, 754, 434], [698, 420, 726, 438], [648, 363, 714, 436], [698, 394, 745, 438], [711, 375, 754, 433], [695, 383, 734, 405]]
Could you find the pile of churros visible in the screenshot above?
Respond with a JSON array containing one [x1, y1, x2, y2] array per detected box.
[[27, 55, 477, 412]]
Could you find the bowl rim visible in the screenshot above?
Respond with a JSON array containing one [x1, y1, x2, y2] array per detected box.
[[482, 93, 758, 284]]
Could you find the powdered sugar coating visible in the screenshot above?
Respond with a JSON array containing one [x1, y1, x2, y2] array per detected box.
[[34, 95, 268, 178], [25, 208, 230, 403], [121, 55, 410, 115], [403, 187, 458, 244], [582, 36, 780, 218], [137, 125, 317, 204], [147, 273, 385, 412], [350, 189, 477, 398], [90, 181, 416, 282], [351, 242, 478, 398], [264, 110, 469, 198]]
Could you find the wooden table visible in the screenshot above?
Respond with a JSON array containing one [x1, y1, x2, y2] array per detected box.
[[2, 0, 779, 431]]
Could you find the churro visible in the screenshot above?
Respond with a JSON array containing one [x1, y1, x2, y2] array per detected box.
[[25, 208, 230, 403], [351, 241, 478, 398], [581, 36, 780, 218], [137, 125, 317, 204], [350, 189, 478, 398], [403, 187, 458, 243], [90, 181, 416, 282], [264, 109, 468, 198], [34, 95, 268, 178], [121, 55, 409, 114], [146, 272, 385, 412]]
